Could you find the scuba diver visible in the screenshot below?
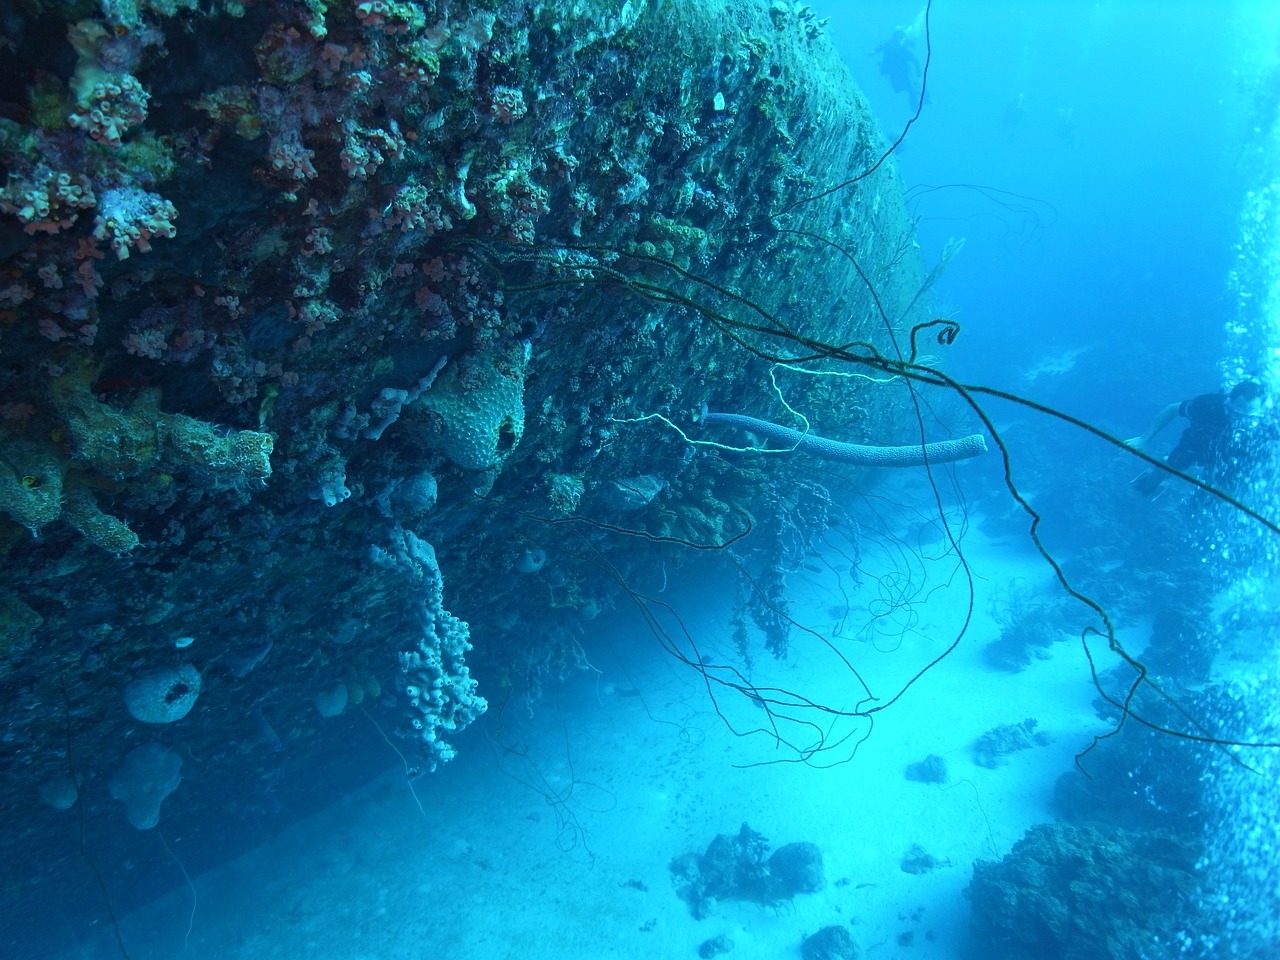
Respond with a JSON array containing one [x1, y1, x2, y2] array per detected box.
[[1128, 380, 1268, 498], [1002, 93, 1027, 138], [1054, 107, 1078, 149], [874, 11, 927, 105]]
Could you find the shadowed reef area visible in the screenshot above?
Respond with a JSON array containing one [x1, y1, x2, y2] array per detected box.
[[0, 0, 940, 928]]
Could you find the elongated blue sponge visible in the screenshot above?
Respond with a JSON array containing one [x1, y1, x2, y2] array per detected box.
[[702, 412, 987, 467]]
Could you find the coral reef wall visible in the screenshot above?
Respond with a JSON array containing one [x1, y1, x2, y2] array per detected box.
[[0, 0, 928, 915]]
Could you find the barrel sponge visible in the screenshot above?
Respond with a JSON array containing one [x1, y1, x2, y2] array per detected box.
[[109, 742, 182, 830], [421, 345, 525, 471], [124, 664, 202, 724], [0, 434, 65, 533]]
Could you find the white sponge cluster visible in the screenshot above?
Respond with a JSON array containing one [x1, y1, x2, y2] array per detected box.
[[371, 527, 487, 772]]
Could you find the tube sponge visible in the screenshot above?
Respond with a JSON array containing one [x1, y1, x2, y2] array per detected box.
[[162, 413, 273, 482], [109, 742, 182, 830], [48, 365, 272, 483], [0, 434, 64, 534], [61, 484, 139, 554], [124, 664, 202, 724], [702, 412, 987, 467]]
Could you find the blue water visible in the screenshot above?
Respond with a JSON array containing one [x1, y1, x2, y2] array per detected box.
[[832, 2, 1256, 415], [821, 4, 1280, 958], [11, 2, 1280, 959]]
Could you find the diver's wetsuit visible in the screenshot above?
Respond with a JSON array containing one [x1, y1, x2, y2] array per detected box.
[[876, 41, 916, 95], [1166, 393, 1235, 472], [875, 33, 923, 101], [1132, 392, 1245, 496]]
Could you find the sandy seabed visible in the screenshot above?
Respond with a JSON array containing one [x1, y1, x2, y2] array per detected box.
[[66, 506, 1133, 960]]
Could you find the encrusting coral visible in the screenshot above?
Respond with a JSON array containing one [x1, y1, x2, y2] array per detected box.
[[0, 0, 938, 900]]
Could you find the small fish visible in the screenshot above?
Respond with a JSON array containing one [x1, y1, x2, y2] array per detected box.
[[227, 638, 273, 678], [252, 703, 284, 752]]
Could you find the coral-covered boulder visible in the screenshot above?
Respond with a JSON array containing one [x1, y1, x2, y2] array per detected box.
[[965, 821, 1203, 960]]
